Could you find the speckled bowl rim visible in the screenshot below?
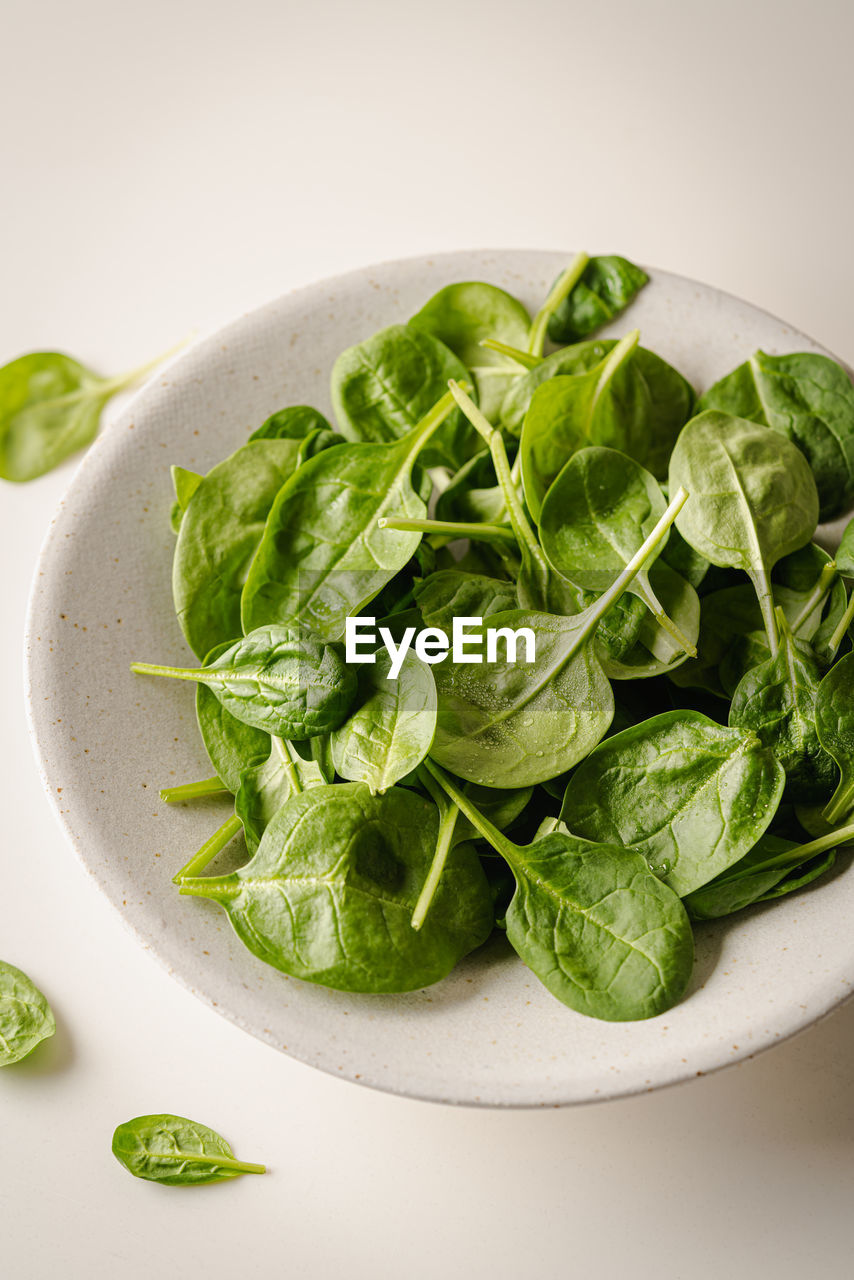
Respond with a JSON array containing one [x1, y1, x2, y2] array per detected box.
[[23, 248, 854, 1108]]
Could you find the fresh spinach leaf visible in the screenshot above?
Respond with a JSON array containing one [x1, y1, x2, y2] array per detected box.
[[697, 349, 854, 518], [668, 410, 819, 657], [132, 626, 357, 739], [425, 761, 694, 1021], [111, 1115, 265, 1185], [173, 438, 302, 659], [561, 710, 785, 895], [0, 961, 56, 1065], [180, 784, 493, 992], [241, 390, 458, 640], [729, 610, 835, 802], [249, 404, 331, 441], [331, 325, 477, 469], [236, 736, 325, 852], [815, 652, 854, 824], [546, 255, 649, 345], [409, 282, 531, 419], [329, 648, 437, 794], [0, 347, 171, 482]]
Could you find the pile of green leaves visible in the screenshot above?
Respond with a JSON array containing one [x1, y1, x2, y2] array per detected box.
[[134, 253, 854, 1023]]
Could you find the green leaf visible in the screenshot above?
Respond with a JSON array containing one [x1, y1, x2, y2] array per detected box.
[[668, 411, 819, 657], [560, 710, 785, 895], [235, 737, 325, 852], [331, 324, 478, 469], [132, 626, 357, 739], [546, 255, 649, 344], [329, 648, 437, 794], [424, 762, 694, 1021], [111, 1114, 265, 1185], [697, 349, 854, 519], [180, 784, 493, 993], [0, 353, 112, 481], [249, 404, 331, 441], [173, 438, 302, 659], [409, 281, 531, 418], [815, 652, 854, 823], [0, 961, 55, 1066]]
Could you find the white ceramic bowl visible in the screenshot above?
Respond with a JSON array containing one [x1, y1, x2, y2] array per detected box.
[[25, 250, 854, 1106]]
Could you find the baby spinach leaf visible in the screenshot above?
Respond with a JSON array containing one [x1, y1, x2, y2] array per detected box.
[[173, 438, 302, 659], [546, 255, 649, 344], [0, 961, 56, 1066], [425, 761, 694, 1021], [434, 448, 509, 526], [560, 710, 785, 895], [684, 821, 852, 919], [249, 404, 331, 441], [668, 411, 819, 657], [195, 644, 271, 794], [599, 562, 700, 680], [414, 569, 518, 627], [132, 626, 357, 739], [0, 346, 171, 482], [520, 331, 646, 520], [241, 390, 458, 641], [697, 349, 854, 518], [330, 648, 437, 794], [236, 736, 325, 852], [111, 1115, 265, 1185], [539, 446, 697, 656], [409, 282, 531, 419], [499, 338, 694, 449], [729, 611, 835, 802], [180, 784, 493, 992], [331, 325, 477, 469], [836, 515, 854, 576], [815, 652, 854, 824], [423, 486, 688, 787]]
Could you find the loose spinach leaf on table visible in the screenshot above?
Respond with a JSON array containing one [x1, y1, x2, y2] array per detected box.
[[112, 1114, 266, 1185], [409, 282, 531, 419], [546, 255, 649, 345], [697, 349, 854, 519], [0, 961, 56, 1066], [0, 347, 171, 482], [181, 784, 493, 992], [173, 438, 302, 659], [132, 626, 357, 739], [668, 410, 819, 658], [560, 710, 785, 895], [241, 390, 459, 641], [331, 324, 478, 470], [426, 761, 694, 1021]]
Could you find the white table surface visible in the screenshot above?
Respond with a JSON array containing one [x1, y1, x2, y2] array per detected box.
[[3, 1, 854, 1275]]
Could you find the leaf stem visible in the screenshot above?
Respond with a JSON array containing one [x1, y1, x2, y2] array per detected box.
[[527, 253, 590, 358], [411, 796, 461, 930], [401, 385, 469, 469], [423, 760, 519, 865], [479, 338, 542, 370], [748, 566, 779, 657], [715, 821, 854, 884], [101, 336, 192, 395], [172, 813, 242, 885], [378, 515, 517, 546], [160, 776, 227, 803], [634, 578, 697, 657], [790, 561, 838, 635], [827, 587, 854, 658]]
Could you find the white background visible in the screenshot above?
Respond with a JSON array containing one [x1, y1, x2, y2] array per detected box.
[[3, 1, 854, 1275]]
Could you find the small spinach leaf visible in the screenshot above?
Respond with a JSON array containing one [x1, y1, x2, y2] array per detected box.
[[249, 404, 331, 441], [546, 255, 649, 345], [815, 651, 854, 824], [111, 1115, 265, 1185], [0, 961, 56, 1066], [133, 626, 357, 739], [236, 737, 325, 852]]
